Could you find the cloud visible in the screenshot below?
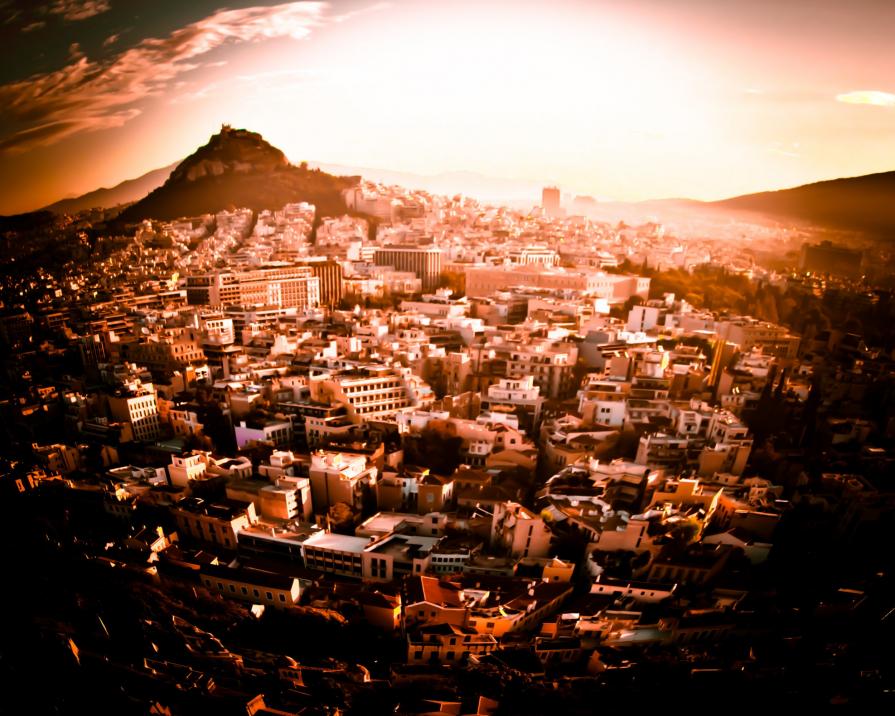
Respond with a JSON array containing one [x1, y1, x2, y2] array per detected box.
[[331, 1, 392, 23], [235, 67, 319, 83], [171, 68, 319, 105], [835, 90, 895, 107], [0, 2, 328, 154], [0, 109, 140, 154], [48, 1, 111, 21], [2, 6, 23, 25], [23, 20, 46, 32], [769, 141, 800, 159]]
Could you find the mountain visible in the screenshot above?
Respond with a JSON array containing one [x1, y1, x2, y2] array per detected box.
[[118, 126, 359, 222], [30, 129, 895, 236], [0, 210, 57, 233], [711, 170, 895, 236], [43, 163, 178, 215]]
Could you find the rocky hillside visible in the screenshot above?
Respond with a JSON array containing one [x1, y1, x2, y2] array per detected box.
[[118, 126, 360, 222]]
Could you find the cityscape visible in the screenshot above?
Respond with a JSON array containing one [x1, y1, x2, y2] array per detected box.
[[2, 1, 894, 714]]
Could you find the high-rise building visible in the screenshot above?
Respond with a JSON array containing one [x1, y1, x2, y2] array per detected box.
[[373, 246, 442, 292], [186, 263, 320, 310], [542, 186, 561, 218]]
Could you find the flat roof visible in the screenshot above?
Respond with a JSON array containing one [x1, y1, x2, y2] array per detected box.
[[304, 532, 370, 554], [201, 563, 297, 591], [367, 534, 440, 558], [358, 511, 422, 534]]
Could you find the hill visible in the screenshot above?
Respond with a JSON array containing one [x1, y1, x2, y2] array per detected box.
[[712, 170, 895, 235], [43, 163, 178, 215], [118, 126, 359, 222], [0, 210, 57, 234]]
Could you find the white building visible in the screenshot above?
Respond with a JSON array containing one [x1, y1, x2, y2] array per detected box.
[[108, 378, 160, 442]]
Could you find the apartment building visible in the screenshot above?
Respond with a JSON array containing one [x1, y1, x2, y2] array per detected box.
[[260, 477, 313, 521], [171, 497, 258, 550], [107, 378, 161, 442], [407, 624, 497, 665], [717, 318, 801, 360], [491, 502, 553, 559], [308, 450, 378, 513], [127, 328, 206, 374], [187, 264, 320, 311], [167, 451, 213, 487], [300, 531, 368, 578], [309, 365, 431, 421], [501, 341, 577, 400], [635, 433, 691, 469], [199, 563, 302, 609], [479, 376, 544, 432]]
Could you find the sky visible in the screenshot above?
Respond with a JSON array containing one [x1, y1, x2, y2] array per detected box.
[[1, 0, 894, 214]]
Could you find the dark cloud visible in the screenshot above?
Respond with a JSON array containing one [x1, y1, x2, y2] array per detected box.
[[47, 1, 112, 22], [0, 2, 328, 154]]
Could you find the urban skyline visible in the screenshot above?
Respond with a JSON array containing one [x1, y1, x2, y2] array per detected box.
[[2, 0, 895, 214]]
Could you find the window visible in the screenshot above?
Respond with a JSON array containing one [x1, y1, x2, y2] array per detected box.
[[266, 592, 273, 601], [279, 594, 286, 602], [242, 587, 248, 595]]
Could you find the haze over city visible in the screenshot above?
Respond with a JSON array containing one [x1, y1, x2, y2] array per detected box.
[[2, 0, 895, 214]]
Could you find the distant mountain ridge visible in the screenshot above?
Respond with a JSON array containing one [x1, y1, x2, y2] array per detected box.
[[117, 126, 359, 222], [31, 129, 895, 236], [710, 170, 895, 235], [42, 163, 178, 215]]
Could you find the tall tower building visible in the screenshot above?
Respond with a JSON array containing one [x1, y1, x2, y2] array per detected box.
[[542, 186, 561, 218]]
